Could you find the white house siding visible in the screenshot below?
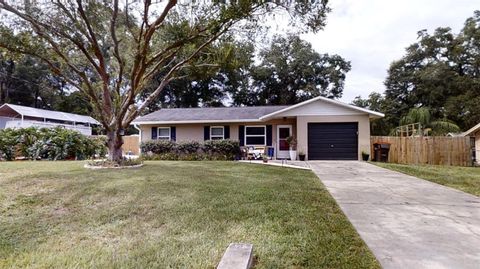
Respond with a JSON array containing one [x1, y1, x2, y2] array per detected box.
[[270, 99, 365, 117]]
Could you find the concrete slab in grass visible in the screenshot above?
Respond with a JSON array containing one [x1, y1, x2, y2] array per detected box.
[[217, 243, 253, 269]]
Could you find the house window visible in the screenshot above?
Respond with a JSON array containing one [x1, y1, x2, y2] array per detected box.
[[157, 127, 171, 140], [245, 126, 266, 146], [210, 126, 224, 140]]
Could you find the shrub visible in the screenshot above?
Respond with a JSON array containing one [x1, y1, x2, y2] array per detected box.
[[0, 127, 107, 161], [176, 141, 202, 155], [141, 140, 176, 154], [141, 139, 240, 161], [0, 128, 20, 160], [204, 139, 241, 156]]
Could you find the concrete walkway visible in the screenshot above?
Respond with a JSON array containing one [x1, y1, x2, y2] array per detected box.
[[308, 161, 480, 269]]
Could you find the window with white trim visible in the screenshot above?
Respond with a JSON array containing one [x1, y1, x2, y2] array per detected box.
[[245, 126, 266, 146], [210, 126, 224, 140], [157, 127, 171, 140]]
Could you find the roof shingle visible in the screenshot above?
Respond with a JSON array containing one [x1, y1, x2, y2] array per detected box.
[[133, 106, 288, 123]]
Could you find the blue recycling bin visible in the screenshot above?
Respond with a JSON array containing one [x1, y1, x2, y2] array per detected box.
[[267, 147, 275, 159]]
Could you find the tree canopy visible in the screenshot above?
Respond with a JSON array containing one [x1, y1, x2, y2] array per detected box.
[[355, 11, 480, 135], [0, 0, 331, 161], [231, 34, 351, 106]]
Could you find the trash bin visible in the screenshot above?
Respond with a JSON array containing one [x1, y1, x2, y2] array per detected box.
[[267, 147, 275, 159], [373, 143, 390, 162]]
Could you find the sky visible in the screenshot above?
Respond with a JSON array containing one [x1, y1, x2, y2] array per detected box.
[[299, 0, 479, 103]]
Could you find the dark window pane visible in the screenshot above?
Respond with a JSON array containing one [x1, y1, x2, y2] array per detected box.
[[158, 128, 170, 137], [211, 127, 223, 136], [211, 136, 223, 140], [246, 136, 265, 145], [246, 127, 265, 135], [279, 128, 290, 138]]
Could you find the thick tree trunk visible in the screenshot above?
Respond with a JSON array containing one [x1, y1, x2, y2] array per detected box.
[[106, 129, 124, 162]]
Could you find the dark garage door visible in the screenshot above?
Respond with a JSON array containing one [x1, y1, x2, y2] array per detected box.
[[308, 122, 358, 160]]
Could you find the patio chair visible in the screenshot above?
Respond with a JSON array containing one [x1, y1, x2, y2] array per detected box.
[[247, 146, 265, 160]]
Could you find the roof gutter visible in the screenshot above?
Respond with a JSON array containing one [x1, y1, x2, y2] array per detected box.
[[132, 118, 263, 125]]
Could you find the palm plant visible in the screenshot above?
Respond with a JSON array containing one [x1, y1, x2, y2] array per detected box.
[[398, 107, 460, 136]]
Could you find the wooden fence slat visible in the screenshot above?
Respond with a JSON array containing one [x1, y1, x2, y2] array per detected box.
[[121, 135, 140, 155], [371, 136, 472, 167]]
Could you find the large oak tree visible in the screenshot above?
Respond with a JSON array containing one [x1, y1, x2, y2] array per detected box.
[[231, 34, 350, 105], [0, 0, 330, 162]]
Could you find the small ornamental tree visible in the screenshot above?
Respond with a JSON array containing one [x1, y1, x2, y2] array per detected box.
[[0, 0, 330, 162]]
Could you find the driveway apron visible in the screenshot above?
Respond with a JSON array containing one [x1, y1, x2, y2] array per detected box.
[[308, 161, 480, 269]]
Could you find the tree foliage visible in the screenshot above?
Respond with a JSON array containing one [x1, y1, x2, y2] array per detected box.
[[231, 34, 351, 105], [400, 107, 460, 135], [383, 11, 480, 131], [355, 11, 480, 135], [0, 0, 330, 161], [0, 54, 92, 114]]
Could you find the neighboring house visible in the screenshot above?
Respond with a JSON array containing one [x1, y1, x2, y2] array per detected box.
[[133, 96, 384, 160], [0, 103, 98, 136], [462, 123, 480, 164]]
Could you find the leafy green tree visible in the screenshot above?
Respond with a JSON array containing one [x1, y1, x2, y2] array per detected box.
[[351, 92, 394, 135], [0, 54, 63, 108], [142, 40, 254, 110], [232, 34, 351, 105], [0, 1, 330, 162], [384, 11, 480, 131]]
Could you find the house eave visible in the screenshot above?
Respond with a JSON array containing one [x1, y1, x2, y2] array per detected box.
[[132, 118, 263, 125], [259, 96, 385, 120], [462, 122, 480, 137]]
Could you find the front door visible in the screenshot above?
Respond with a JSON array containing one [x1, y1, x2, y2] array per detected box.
[[277, 125, 292, 159]]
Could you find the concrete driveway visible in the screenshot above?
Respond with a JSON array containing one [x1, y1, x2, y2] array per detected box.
[[308, 161, 480, 269]]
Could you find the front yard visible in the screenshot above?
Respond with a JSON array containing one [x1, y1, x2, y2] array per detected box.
[[0, 161, 378, 268], [374, 163, 480, 196]]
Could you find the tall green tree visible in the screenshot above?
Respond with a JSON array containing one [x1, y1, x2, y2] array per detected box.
[[384, 11, 480, 131], [352, 92, 394, 135], [0, 53, 92, 114], [231, 34, 351, 106], [142, 40, 254, 110], [0, 0, 330, 162]]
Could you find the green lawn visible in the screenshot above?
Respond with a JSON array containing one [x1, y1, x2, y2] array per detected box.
[[373, 162, 480, 196], [0, 161, 379, 268]]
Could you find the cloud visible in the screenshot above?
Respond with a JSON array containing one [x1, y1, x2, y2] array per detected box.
[[301, 0, 478, 102]]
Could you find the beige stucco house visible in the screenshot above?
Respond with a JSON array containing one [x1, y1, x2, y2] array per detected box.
[[132, 96, 384, 160], [463, 123, 480, 165]]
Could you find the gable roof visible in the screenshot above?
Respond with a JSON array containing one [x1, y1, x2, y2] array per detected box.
[[463, 122, 480, 136], [132, 96, 384, 124], [260, 96, 384, 120], [0, 103, 99, 125], [132, 106, 289, 124]]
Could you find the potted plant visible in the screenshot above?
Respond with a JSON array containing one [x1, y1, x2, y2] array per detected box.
[[285, 136, 297, 161], [361, 150, 370, 161], [262, 154, 268, 163], [298, 149, 306, 161]]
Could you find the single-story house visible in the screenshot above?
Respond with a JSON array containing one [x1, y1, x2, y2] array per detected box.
[[463, 123, 480, 164], [132, 96, 384, 160], [0, 103, 98, 136]]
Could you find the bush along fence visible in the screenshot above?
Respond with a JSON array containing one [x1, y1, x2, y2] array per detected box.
[[371, 136, 473, 166], [141, 139, 241, 160], [0, 127, 107, 161]]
